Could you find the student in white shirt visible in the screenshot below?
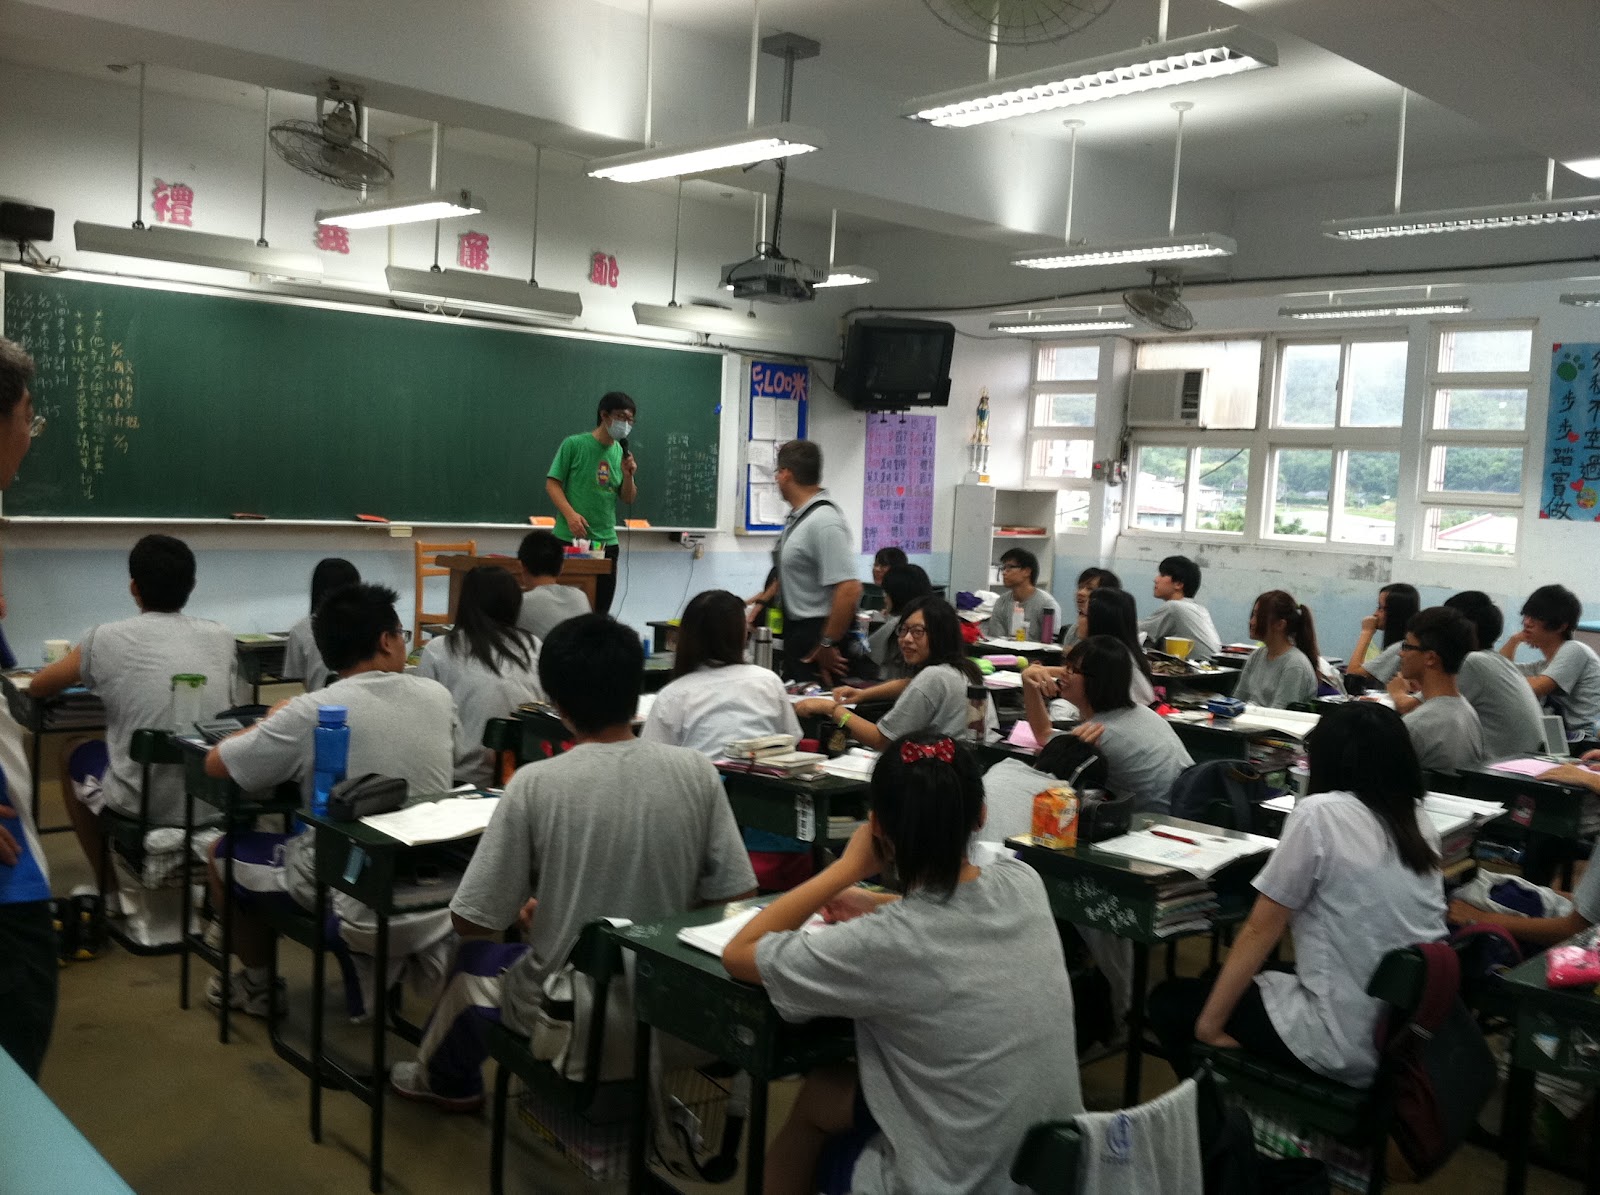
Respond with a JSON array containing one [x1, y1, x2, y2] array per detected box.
[[1502, 583, 1600, 742], [1137, 555, 1221, 663], [1233, 590, 1321, 709], [797, 597, 983, 748], [1393, 606, 1485, 774], [1149, 702, 1446, 1086], [723, 734, 1083, 1195], [283, 557, 359, 692], [1345, 582, 1419, 688], [416, 565, 544, 787]]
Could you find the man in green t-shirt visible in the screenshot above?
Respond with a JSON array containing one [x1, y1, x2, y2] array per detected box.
[[545, 391, 638, 614]]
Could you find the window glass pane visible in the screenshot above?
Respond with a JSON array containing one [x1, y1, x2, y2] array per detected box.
[[1427, 445, 1523, 494], [1278, 343, 1340, 427], [1194, 447, 1250, 534], [1271, 448, 1331, 540], [1134, 338, 1261, 430], [1433, 388, 1528, 431], [1345, 340, 1407, 427], [1437, 328, 1532, 373], [1060, 489, 1090, 531], [1029, 437, 1093, 479], [1033, 390, 1096, 427], [1037, 344, 1100, 381], [1133, 445, 1188, 531], [1424, 507, 1517, 556], [1334, 451, 1399, 545]]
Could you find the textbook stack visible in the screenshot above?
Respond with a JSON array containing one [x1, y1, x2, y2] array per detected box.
[[717, 735, 825, 779], [1153, 877, 1218, 938]]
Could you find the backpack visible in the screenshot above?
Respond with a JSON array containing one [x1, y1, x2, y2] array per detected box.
[[1378, 941, 1499, 1182], [1167, 760, 1270, 832]]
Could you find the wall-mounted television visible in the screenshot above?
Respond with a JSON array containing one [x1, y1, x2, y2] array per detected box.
[[834, 317, 955, 410]]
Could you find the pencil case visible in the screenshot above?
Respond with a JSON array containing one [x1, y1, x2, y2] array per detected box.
[[1546, 945, 1600, 988], [327, 773, 409, 822]]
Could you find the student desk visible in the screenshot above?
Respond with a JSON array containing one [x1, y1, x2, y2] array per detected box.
[[970, 639, 1062, 664], [1152, 664, 1241, 698], [1498, 939, 1600, 1195], [610, 905, 855, 1195], [234, 633, 292, 703], [1, 672, 106, 833], [1454, 758, 1590, 886], [0, 1046, 134, 1194], [1165, 715, 1259, 764], [173, 735, 302, 1045], [720, 769, 871, 871], [1007, 815, 1270, 1107], [302, 794, 483, 1194], [434, 552, 612, 612]]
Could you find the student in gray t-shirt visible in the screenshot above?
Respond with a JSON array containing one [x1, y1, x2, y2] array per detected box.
[[513, 528, 592, 641], [986, 547, 1062, 643], [283, 557, 361, 692], [1137, 554, 1221, 662], [1442, 592, 1547, 759], [31, 534, 239, 879], [1504, 584, 1600, 740], [1397, 607, 1485, 773], [723, 735, 1083, 1195], [1233, 591, 1323, 709], [389, 614, 755, 1112]]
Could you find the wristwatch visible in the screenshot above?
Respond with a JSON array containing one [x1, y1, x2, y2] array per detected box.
[[818, 635, 837, 649]]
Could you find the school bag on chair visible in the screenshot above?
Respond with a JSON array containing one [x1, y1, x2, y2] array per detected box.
[[1167, 759, 1270, 833]]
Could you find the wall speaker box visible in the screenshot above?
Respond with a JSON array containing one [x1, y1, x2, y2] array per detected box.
[[0, 202, 55, 244]]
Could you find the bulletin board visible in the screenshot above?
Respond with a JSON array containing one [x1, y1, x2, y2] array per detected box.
[[743, 360, 809, 532], [862, 413, 937, 553], [1541, 342, 1600, 521]]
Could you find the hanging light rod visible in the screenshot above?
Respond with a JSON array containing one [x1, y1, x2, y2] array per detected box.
[[316, 188, 481, 228], [1560, 293, 1600, 308], [586, 122, 825, 183], [384, 266, 581, 321], [74, 222, 323, 277], [902, 27, 1276, 129], [632, 301, 784, 341], [1322, 194, 1600, 240], [1279, 298, 1470, 320], [990, 314, 1133, 334]]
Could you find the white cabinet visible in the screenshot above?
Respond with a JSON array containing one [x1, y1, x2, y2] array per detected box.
[[950, 484, 1062, 595]]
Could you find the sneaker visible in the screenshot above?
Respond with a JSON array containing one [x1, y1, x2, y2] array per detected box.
[[205, 970, 284, 1018], [388, 1061, 484, 1114], [50, 897, 75, 967], [69, 892, 105, 961], [202, 918, 223, 953]]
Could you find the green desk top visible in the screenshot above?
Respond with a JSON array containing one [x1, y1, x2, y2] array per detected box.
[[612, 903, 757, 979], [1504, 933, 1600, 1081], [301, 789, 497, 852]]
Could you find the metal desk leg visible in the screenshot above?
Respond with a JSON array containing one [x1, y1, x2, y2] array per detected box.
[[28, 714, 42, 830], [1122, 943, 1151, 1108], [369, 909, 389, 1194], [745, 1074, 769, 1195], [179, 788, 194, 1010], [220, 820, 236, 1045], [1501, 1063, 1534, 1195], [310, 880, 327, 1144], [628, 1018, 653, 1195]]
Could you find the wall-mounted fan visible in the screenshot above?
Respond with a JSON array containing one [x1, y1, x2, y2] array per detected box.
[[922, 0, 1119, 46], [270, 80, 394, 190], [1123, 271, 1196, 332]]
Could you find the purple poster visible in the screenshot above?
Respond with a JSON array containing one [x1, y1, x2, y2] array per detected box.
[[863, 415, 937, 554]]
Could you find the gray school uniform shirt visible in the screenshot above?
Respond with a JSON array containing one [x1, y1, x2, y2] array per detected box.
[[78, 612, 240, 823], [1519, 639, 1600, 739], [1253, 791, 1446, 1085], [986, 588, 1062, 643], [416, 633, 545, 787], [876, 663, 973, 741], [283, 616, 331, 692], [866, 614, 910, 678], [756, 858, 1084, 1195], [1457, 650, 1546, 759], [515, 583, 592, 643], [1575, 840, 1600, 923], [450, 739, 755, 1032], [775, 491, 856, 621], [1138, 598, 1221, 663], [1362, 641, 1404, 684], [1403, 695, 1484, 773], [1087, 703, 1193, 813], [1234, 646, 1319, 709]]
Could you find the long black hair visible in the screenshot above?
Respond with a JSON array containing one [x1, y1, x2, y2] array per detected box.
[[1086, 587, 1153, 685], [880, 564, 932, 616], [1378, 583, 1421, 650], [310, 558, 361, 613], [896, 595, 982, 684], [673, 589, 747, 678], [1304, 703, 1438, 875], [447, 566, 536, 677], [870, 733, 984, 898], [1063, 635, 1135, 715], [1253, 589, 1321, 676]]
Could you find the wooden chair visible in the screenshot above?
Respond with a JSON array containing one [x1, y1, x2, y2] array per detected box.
[[414, 539, 476, 644]]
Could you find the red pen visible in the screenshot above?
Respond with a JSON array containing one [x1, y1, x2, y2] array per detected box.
[[1150, 828, 1200, 846]]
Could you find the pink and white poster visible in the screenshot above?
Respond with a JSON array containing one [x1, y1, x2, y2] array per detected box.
[[863, 414, 936, 554]]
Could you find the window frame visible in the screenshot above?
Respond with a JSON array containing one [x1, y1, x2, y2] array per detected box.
[[1026, 342, 1099, 534]]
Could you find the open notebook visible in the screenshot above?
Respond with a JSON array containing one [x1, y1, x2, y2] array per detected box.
[[359, 794, 500, 846], [677, 906, 827, 957]]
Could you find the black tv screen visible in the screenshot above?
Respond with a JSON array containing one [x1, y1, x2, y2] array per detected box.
[[834, 318, 955, 410]]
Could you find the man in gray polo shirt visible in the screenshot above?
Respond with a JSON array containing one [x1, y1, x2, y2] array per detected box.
[[773, 440, 862, 684]]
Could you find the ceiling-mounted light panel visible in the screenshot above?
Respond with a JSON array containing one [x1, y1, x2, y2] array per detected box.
[[1560, 293, 1600, 308], [74, 222, 323, 277], [903, 27, 1277, 128], [385, 266, 581, 320], [317, 189, 482, 228], [1279, 298, 1471, 320], [1013, 232, 1235, 270], [1322, 195, 1600, 241], [813, 266, 879, 289], [990, 315, 1133, 334], [587, 123, 825, 183]]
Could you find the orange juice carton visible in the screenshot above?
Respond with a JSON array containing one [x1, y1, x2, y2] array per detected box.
[[1031, 786, 1080, 849]]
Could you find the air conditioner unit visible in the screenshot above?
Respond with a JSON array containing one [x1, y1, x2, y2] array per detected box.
[[1128, 368, 1207, 428]]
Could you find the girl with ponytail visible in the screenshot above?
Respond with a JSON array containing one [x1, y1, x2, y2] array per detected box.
[[1234, 589, 1322, 708], [722, 734, 1083, 1195]]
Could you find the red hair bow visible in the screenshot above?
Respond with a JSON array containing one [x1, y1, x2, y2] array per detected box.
[[899, 737, 956, 765]]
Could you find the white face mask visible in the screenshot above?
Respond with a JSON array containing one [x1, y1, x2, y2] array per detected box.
[[608, 418, 634, 441]]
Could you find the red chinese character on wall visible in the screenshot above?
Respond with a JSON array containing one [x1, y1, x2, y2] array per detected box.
[[457, 231, 490, 272], [151, 180, 194, 227], [314, 224, 350, 254], [588, 252, 619, 288]]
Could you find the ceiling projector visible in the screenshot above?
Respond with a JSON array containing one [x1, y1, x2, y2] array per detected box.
[[720, 253, 827, 303]]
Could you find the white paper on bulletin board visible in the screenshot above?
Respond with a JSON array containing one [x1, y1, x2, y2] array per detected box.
[[747, 440, 776, 468]]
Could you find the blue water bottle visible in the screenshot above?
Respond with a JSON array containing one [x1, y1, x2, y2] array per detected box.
[[312, 705, 350, 818]]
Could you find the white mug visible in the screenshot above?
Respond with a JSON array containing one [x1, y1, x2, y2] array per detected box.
[[42, 639, 70, 664]]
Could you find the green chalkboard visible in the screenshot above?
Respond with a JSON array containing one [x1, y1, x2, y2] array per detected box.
[[0, 272, 722, 527]]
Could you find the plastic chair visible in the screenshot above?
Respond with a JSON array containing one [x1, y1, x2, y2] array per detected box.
[[97, 728, 187, 956], [1011, 1121, 1085, 1194], [485, 921, 636, 1193], [414, 539, 477, 644]]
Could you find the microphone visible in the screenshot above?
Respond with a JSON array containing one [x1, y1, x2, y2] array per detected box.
[[619, 437, 630, 458]]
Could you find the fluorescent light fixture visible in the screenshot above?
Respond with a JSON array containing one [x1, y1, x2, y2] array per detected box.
[[587, 123, 825, 183], [990, 315, 1133, 334], [813, 266, 879, 289], [1322, 195, 1600, 240], [316, 189, 481, 229], [632, 301, 782, 341], [1279, 298, 1470, 320], [903, 27, 1277, 128], [385, 266, 581, 321], [1013, 232, 1235, 270], [74, 221, 323, 277], [1563, 158, 1600, 179], [1560, 293, 1600, 308]]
